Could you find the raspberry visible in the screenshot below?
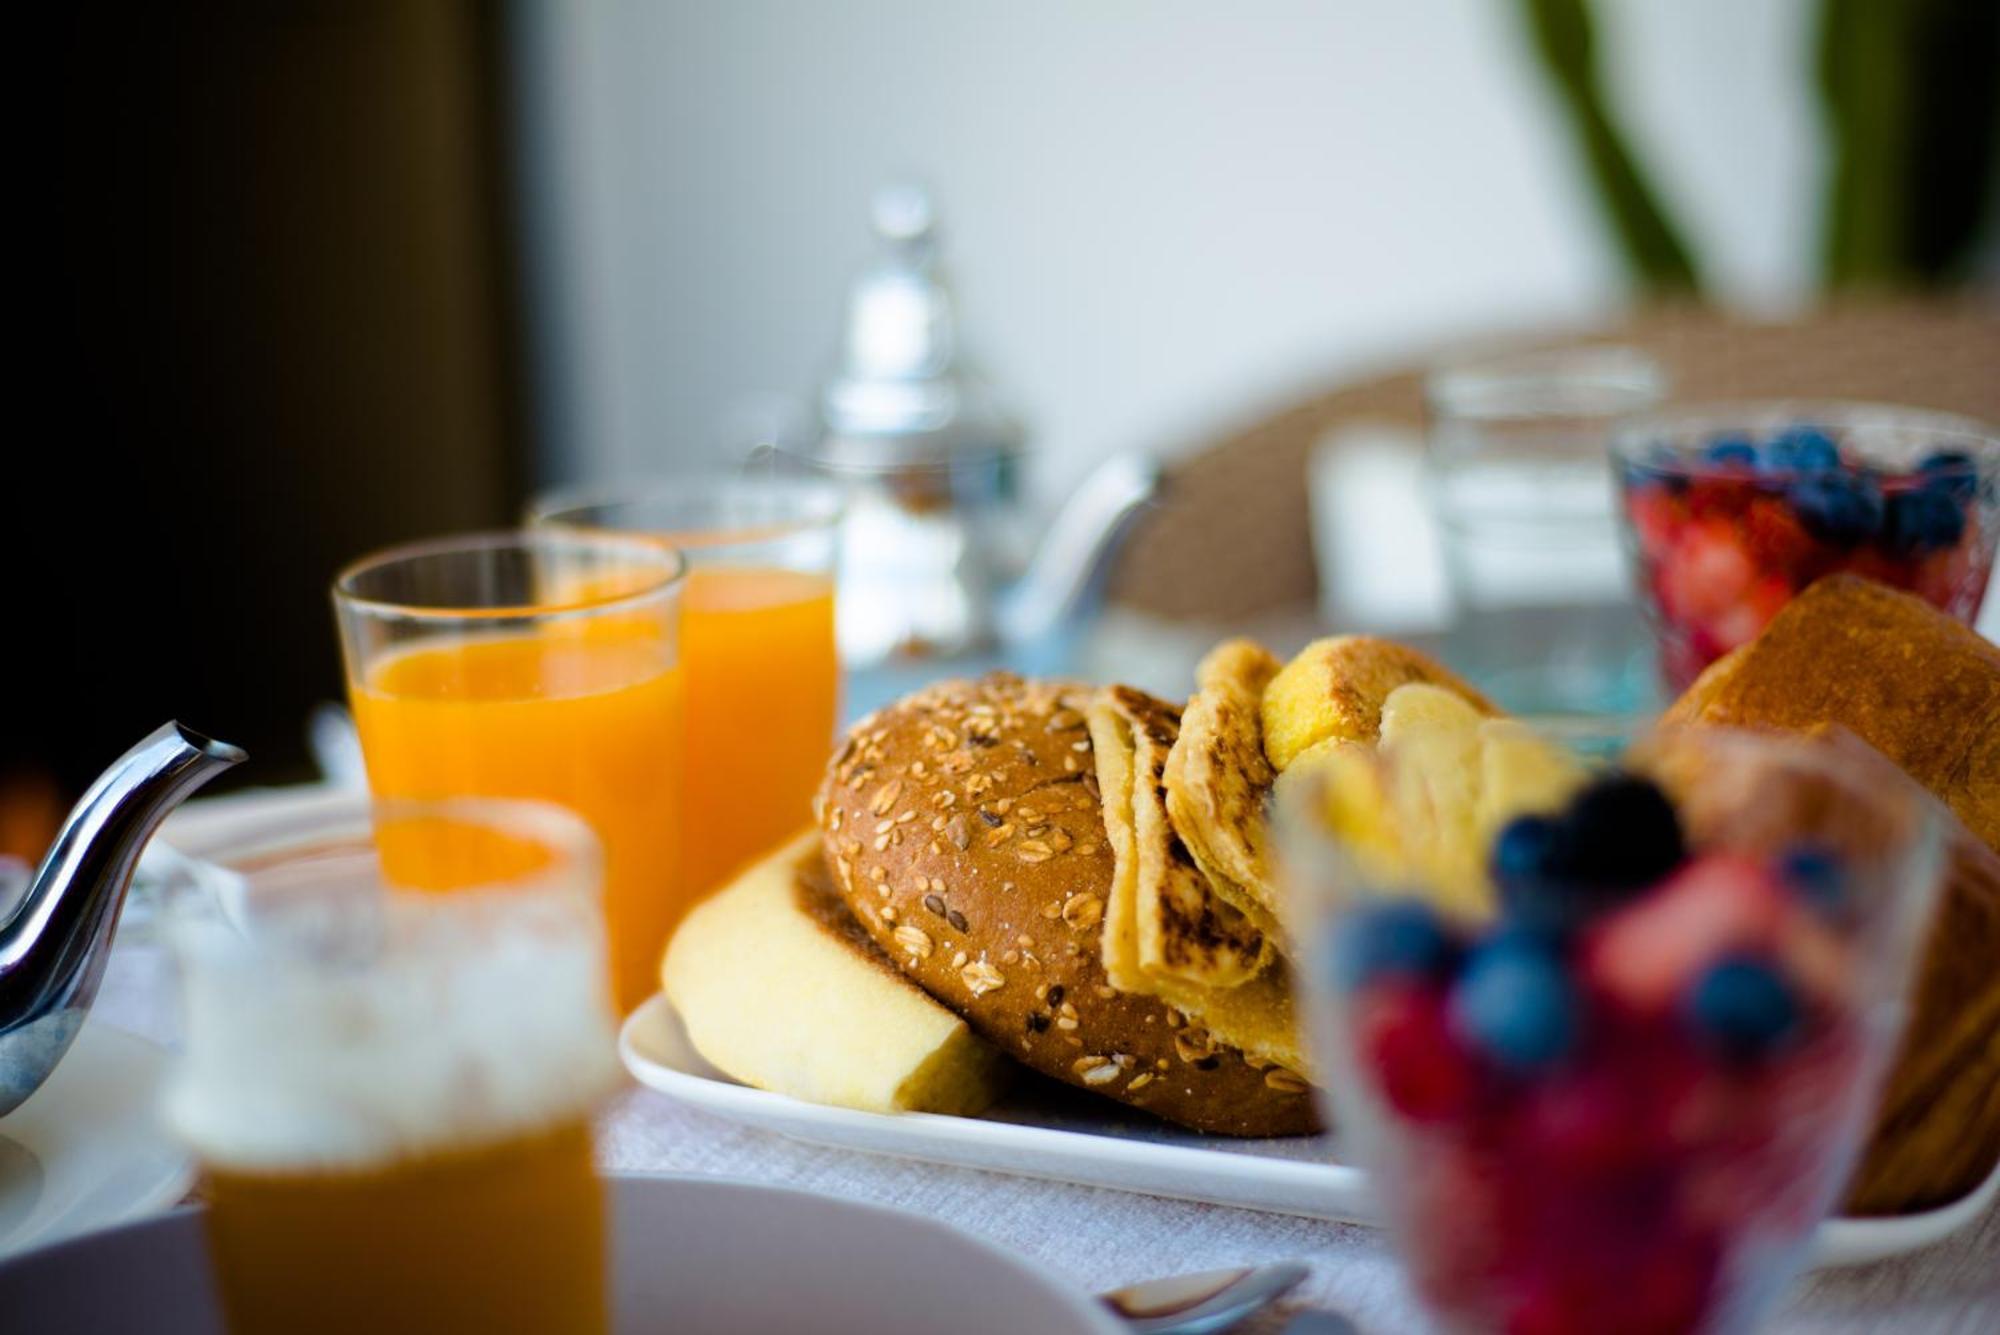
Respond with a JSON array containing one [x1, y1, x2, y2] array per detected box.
[[1583, 855, 1785, 1013], [1355, 980, 1479, 1121]]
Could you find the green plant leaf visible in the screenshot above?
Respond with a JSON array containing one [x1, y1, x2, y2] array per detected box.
[[1818, 0, 1999, 286], [1516, 0, 1702, 293]]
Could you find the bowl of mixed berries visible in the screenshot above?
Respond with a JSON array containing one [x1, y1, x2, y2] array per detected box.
[[1613, 404, 1998, 690], [1285, 725, 1943, 1335]]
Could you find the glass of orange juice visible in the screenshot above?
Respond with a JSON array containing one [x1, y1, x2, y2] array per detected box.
[[333, 531, 685, 1012], [161, 795, 617, 1335], [528, 477, 842, 906]]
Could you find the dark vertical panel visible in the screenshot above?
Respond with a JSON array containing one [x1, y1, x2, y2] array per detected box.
[[18, 1, 527, 809]]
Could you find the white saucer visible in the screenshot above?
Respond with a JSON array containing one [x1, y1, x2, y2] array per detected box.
[[0, 1173, 1122, 1335], [0, 1022, 191, 1259]]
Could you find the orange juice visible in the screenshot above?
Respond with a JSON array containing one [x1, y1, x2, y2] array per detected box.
[[202, 1121, 606, 1335], [679, 566, 838, 897], [350, 629, 682, 1012]]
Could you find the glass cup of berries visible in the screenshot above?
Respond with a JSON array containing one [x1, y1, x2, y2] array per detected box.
[[1611, 403, 1998, 691], [1279, 724, 1945, 1335]]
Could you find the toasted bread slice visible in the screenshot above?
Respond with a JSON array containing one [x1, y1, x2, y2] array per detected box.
[[1090, 687, 1305, 1075], [1095, 686, 1269, 987], [1164, 639, 1287, 944]]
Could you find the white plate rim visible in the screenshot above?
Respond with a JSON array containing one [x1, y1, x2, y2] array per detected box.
[[621, 991, 2000, 1269]]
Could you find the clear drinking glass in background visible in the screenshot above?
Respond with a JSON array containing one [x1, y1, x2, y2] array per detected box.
[[1279, 725, 1943, 1335], [161, 796, 618, 1335], [1425, 347, 1666, 716], [528, 476, 843, 902], [333, 531, 685, 1013]]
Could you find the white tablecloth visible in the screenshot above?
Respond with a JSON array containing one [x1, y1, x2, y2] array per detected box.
[[95, 921, 1998, 1334]]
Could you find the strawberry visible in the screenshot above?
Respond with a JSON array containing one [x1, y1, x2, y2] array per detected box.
[[1741, 497, 1815, 572], [1581, 855, 1786, 1014], [1625, 488, 1685, 557], [1683, 476, 1755, 522], [1706, 589, 1772, 653], [1659, 520, 1755, 624]]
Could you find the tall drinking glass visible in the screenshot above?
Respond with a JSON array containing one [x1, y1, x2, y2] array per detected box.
[[1280, 725, 1943, 1334], [334, 531, 685, 1012], [1426, 347, 1665, 715], [528, 477, 842, 902], [162, 796, 617, 1335]]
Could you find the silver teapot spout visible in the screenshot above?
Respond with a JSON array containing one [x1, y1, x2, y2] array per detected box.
[[996, 451, 1162, 649], [0, 722, 243, 1114]]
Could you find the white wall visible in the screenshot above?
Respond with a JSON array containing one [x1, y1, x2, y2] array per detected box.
[[511, 0, 1822, 502]]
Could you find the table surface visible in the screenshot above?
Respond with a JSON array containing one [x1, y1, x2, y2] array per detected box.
[[95, 891, 1998, 1335]]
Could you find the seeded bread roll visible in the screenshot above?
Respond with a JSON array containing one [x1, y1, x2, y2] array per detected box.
[[816, 673, 1319, 1137]]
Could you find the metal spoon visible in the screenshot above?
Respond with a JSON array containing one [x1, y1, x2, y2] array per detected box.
[[1100, 1261, 1310, 1334]]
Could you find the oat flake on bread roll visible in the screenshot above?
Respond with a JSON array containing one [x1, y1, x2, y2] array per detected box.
[[815, 673, 1319, 1137]]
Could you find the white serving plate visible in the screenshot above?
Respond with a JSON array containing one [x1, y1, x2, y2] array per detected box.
[[0, 1022, 192, 1259], [623, 992, 1372, 1224], [0, 1172, 1121, 1335], [622, 992, 2000, 1269]]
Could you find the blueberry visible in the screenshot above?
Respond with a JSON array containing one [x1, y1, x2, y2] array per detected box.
[[1558, 773, 1685, 895], [1490, 815, 1566, 892], [1775, 425, 1842, 473], [1449, 933, 1579, 1072], [1757, 438, 1802, 474], [1917, 449, 1978, 501], [1685, 955, 1801, 1063], [1489, 815, 1587, 932], [1331, 901, 1456, 991], [1758, 425, 1840, 475], [1702, 436, 1757, 469], [1778, 842, 1846, 914], [1883, 486, 1966, 556], [1788, 473, 1883, 547]]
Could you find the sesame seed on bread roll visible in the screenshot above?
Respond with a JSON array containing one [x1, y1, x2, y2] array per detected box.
[[815, 673, 1319, 1137]]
